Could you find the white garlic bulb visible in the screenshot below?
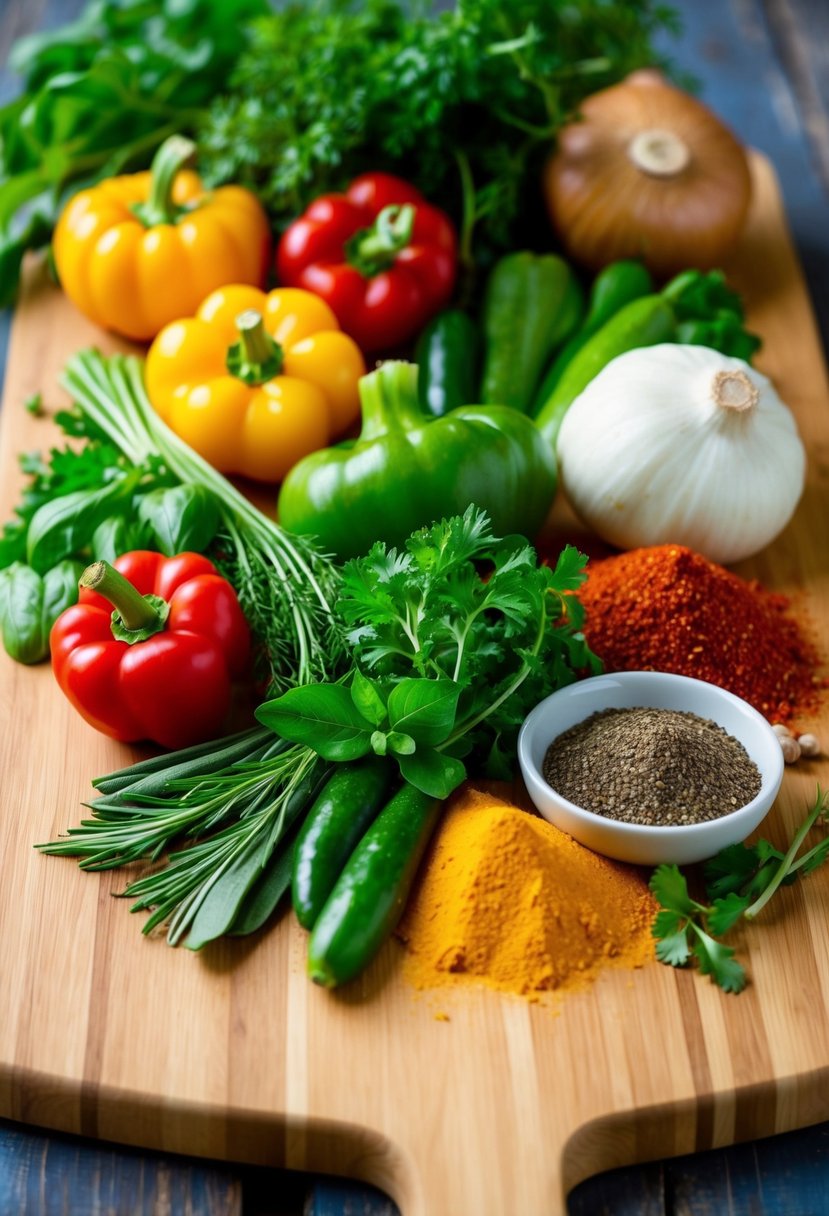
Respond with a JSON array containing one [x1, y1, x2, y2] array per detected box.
[[556, 344, 806, 563]]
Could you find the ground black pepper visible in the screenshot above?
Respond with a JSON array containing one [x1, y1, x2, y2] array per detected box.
[[542, 707, 762, 826]]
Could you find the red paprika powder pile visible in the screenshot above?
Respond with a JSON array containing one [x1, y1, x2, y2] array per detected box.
[[579, 544, 823, 725]]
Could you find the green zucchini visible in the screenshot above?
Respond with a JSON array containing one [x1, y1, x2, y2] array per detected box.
[[292, 757, 393, 930], [307, 782, 442, 987]]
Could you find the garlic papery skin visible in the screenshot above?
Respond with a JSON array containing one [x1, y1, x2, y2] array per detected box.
[[556, 345, 806, 564]]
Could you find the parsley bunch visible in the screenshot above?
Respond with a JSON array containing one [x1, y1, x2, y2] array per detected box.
[[651, 787, 829, 993], [198, 0, 680, 267], [258, 506, 600, 798]]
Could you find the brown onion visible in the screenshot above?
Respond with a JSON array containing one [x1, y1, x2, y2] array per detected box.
[[542, 70, 752, 278]]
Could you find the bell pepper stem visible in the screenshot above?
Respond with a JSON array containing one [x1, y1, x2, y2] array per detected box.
[[358, 360, 425, 441], [346, 204, 416, 277], [80, 561, 170, 643], [131, 134, 197, 228], [226, 310, 284, 386]]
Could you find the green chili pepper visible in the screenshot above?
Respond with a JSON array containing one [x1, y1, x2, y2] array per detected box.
[[535, 295, 677, 451], [479, 251, 584, 413], [277, 360, 557, 561], [416, 309, 480, 418], [0, 559, 83, 664], [530, 260, 653, 416]]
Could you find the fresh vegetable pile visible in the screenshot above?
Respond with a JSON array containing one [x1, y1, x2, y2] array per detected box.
[[0, 0, 825, 998]]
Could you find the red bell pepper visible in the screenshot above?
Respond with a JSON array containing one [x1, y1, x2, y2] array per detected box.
[[50, 551, 250, 750], [276, 171, 457, 352]]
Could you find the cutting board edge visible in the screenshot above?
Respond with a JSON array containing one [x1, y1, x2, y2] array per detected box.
[[560, 1062, 829, 1197]]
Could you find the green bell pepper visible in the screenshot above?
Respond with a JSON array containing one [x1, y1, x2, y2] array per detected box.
[[277, 361, 557, 561]]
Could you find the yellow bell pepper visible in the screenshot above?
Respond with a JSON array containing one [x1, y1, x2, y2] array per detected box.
[[145, 284, 366, 483], [53, 136, 270, 342]]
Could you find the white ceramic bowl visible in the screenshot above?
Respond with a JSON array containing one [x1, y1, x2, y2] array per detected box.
[[517, 671, 784, 866]]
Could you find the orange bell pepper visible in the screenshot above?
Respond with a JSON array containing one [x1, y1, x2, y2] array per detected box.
[[144, 284, 366, 482], [53, 136, 271, 342]]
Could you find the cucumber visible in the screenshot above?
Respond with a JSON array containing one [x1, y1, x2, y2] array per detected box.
[[292, 757, 393, 930], [307, 782, 442, 987], [416, 309, 480, 418], [479, 252, 583, 413]]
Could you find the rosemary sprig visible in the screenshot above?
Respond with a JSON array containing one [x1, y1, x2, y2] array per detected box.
[[38, 731, 328, 948]]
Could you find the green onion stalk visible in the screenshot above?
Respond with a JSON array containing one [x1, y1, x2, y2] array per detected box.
[[42, 351, 346, 947]]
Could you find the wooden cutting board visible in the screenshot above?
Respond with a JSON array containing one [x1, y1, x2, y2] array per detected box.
[[1, 154, 829, 1216]]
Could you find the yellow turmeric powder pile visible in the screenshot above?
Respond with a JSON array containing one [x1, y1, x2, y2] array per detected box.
[[399, 787, 658, 997]]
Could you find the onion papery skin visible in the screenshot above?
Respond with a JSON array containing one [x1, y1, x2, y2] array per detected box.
[[542, 71, 753, 278]]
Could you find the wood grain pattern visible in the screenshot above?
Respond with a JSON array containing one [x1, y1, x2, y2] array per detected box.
[[1, 154, 829, 1216]]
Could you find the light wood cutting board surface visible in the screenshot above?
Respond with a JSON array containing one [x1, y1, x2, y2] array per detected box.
[[1, 155, 829, 1215]]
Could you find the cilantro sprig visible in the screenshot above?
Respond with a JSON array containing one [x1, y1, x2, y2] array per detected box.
[[651, 787, 829, 993], [257, 506, 599, 797]]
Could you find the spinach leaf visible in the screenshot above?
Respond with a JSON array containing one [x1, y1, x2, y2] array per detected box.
[[0, 0, 268, 305]]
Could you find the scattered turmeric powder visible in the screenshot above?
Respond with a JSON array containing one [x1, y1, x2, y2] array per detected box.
[[399, 787, 658, 998]]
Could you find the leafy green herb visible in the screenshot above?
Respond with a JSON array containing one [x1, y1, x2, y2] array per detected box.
[[24, 393, 43, 417], [0, 0, 268, 306], [0, 559, 83, 664], [198, 0, 680, 268], [37, 730, 326, 949], [60, 350, 346, 693], [651, 787, 829, 993], [257, 505, 600, 795], [137, 484, 220, 557]]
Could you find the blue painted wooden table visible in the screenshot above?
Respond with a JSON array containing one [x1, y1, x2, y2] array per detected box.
[[1, 1, 828, 1212]]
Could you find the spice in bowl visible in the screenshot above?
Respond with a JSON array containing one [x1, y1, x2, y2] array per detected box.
[[542, 706, 762, 827]]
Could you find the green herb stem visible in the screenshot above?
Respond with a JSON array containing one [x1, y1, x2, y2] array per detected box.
[[61, 349, 345, 692], [744, 789, 829, 920]]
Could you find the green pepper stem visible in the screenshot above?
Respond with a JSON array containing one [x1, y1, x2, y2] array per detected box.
[[226, 310, 284, 386], [130, 134, 197, 228], [346, 204, 416, 277], [358, 360, 424, 441], [80, 561, 169, 642]]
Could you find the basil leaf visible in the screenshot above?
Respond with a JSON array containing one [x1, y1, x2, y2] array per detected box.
[[386, 731, 416, 756], [138, 483, 219, 556], [387, 677, 460, 746], [350, 668, 387, 726], [0, 563, 44, 663], [26, 472, 139, 573], [40, 559, 84, 646], [92, 514, 148, 564], [397, 748, 466, 799], [256, 685, 374, 761]]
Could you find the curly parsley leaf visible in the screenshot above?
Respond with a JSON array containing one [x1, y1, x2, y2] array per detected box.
[[198, 0, 680, 268], [260, 505, 596, 785]]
